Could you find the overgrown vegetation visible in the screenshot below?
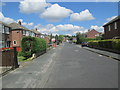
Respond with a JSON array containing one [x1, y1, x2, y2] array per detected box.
[[21, 36, 46, 59]]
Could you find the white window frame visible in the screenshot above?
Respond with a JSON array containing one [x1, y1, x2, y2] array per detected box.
[[108, 25, 111, 31], [2, 25, 5, 33], [13, 40, 17, 45], [23, 30, 26, 35], [115, 22, 117, 29], [5, 27, 10, 34]]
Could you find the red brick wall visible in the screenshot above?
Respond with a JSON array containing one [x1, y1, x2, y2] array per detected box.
[[11, 30, 23, 47], [104, 19, 120, 39], [86, 30, 100, 38], [44, 36, 50, 44]]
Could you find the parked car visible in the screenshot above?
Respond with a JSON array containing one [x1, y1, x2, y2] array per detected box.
[[81, 42, 88, 47]]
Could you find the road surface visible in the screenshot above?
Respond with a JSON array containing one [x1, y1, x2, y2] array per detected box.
[[2, 42, 118, 88]]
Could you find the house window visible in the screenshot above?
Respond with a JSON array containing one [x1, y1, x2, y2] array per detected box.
[[26, 31, 29, 36], [5, 27, 10, 34], [23, 31, 26, 35], [115, 22, 117, 29], [13, 40, 17, 45], [0, 24, 2, 33], [108, 25, 111, 31], [1, 24, 5, 33]]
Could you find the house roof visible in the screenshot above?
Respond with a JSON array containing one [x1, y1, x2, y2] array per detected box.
[[9, 23, 30, 31], [87, 29, 100, 34], [31, 29, 41, 35], [103, 15, 120, 27]]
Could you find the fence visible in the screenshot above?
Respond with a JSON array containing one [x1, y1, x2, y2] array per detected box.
[[0, 47, 19, 75], [0, 47, 21, 52]]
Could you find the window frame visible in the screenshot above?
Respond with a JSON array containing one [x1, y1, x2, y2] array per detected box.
[[114, 22, 117, 29], [108, 25, 111, 31], [13, 40, 17, 45]]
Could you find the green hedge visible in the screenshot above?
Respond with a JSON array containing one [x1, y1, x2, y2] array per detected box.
[[88, 39, 120, 51], [21, 36, 46, 58]]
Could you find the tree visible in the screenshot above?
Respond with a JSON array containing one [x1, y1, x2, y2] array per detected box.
[[76, 32, 83, 44], [49, 34, 52, 44], [58, 35, 64, 43]]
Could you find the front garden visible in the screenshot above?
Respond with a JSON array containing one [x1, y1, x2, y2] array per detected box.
[[18, 36, 47, 61]]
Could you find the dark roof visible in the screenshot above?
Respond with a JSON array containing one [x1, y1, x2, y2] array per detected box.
[[0, 21, 11, 27], [32, 29, 41, 34], [9, 23, 30, 31], [103, 15, 120, 27]]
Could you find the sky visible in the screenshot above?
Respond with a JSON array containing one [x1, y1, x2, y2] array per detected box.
[[0, 0, 119, 36]]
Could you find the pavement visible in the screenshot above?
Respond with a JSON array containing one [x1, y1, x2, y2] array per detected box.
[[1, 46, 61, 88], [80, 46, 120, 61], [1, 42, 119, 88]]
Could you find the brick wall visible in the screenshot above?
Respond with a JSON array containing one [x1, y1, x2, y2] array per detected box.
[[11, 30, 23, 47], [104, 19, 120, 39]]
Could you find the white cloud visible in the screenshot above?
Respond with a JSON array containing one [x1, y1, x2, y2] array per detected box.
[[34, 23, 88, 35], [0, 12, 34, 28], [65, 34, 72, 36], [34, 24, 58, 33], [106, 16, 117, 22], [56, 24, 84, 31], [90, 25, 104, 32], [73, 29, 88, 34], [0, 12, 15, 24], [103, 15, 117, 25], [70, 9, 95, 22], [52, 33, 59, 36], [40, 4, 73, 22], [19, 0, 51, 14]]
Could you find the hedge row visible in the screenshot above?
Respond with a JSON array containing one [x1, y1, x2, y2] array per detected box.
[[21, 36, 46, 58], [88, 39, 120, 51]]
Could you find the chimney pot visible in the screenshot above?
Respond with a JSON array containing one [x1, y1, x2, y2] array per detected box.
[[18, 21, 22, 25]]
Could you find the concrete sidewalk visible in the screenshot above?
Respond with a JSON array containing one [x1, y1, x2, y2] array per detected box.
[[77, 45, 120, 61]]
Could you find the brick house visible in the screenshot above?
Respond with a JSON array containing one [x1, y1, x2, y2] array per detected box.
[[9, 22, 36, 47], [32, 28, 41, 38], [103, 15, 120, 39], [86, 29, 100, 38], [0, 21, 11, 48], [44, 35, 50, 44]]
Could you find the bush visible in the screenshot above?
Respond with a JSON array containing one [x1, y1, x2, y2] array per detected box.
[[21, 36, 46, 58], [73, 40, 77, 43], [112, 39, 120, 51], [88, 39, 120, 51]]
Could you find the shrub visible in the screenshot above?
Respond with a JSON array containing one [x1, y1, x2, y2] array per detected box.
[[88, 39, 120, 51], [21, 36, 46, 58], [112, 39, 120, 51]]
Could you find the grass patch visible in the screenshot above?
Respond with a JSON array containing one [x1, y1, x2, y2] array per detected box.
[[18, 56, 32, 62]]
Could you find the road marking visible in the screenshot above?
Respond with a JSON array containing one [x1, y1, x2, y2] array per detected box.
[[74, 50, 79, 52], [99, 55, 102, 57]]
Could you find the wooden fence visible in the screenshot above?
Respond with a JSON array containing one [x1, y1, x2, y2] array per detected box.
[[0, 47, 19, 75]]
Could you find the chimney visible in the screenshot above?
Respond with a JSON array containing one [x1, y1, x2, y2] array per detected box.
[[88, 29, 90, 32], [18, 20, 22, 25], [35, 28, 38, 31]]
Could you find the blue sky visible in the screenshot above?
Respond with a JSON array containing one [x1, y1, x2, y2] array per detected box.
[[0, 1, 118, 35]]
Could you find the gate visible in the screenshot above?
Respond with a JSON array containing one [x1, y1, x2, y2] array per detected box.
[[0, 47, 19, 75]]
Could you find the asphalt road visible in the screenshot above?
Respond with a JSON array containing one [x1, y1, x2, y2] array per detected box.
[[44, 42, 118, 88], [2, 42, 118, 88]]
